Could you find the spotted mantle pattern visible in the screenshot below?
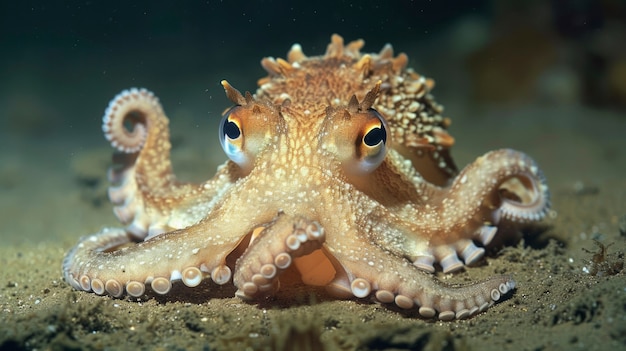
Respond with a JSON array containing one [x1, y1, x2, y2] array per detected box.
[[63, 34, 550, 320]]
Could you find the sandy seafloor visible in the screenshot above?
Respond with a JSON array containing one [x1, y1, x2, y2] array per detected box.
[[1, 3, 626, 351], [3, 97, 626, 351]]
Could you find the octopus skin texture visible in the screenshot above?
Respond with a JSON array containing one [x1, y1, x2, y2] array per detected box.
[[63, 34, 550, 320]]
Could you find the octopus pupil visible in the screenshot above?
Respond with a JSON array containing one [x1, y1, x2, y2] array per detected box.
[[363, 125, 386, 146], [224, 120, 241, 139]]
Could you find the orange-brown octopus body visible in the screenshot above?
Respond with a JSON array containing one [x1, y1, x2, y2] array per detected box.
[[63, 34, 549, 320]]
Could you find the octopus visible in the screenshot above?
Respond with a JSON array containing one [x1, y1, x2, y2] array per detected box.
[[63, 34, 550, 320]]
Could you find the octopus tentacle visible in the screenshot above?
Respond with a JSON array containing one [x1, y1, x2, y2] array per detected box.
[[62, 222, 246, 298], [63, 171, 287, 298], [403, 149, 549, 273], [233, 214, 325, 300], [440, 148, 549, 229], [102, 89, 242, 239], [102, 88, 172, 170], [102, 88, 181, 234], [110, 161, 239, 240], [324, 228, 515, 320], [376, 148, 548, 273]]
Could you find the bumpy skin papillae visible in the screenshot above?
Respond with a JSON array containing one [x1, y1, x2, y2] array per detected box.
[[63, 34, 549, 320]]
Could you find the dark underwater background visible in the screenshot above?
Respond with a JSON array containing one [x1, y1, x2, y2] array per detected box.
[[1, 2, 624, 350]]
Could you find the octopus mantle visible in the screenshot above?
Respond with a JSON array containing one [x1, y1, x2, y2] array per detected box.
[[63, 34, 550, 320]]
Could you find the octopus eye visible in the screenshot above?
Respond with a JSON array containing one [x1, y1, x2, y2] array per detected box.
[[354, 109, 390, 174], [219, 106, 249, 168]]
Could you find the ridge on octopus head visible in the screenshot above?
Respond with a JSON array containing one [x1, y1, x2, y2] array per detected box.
[[63, 34, 550, 321]]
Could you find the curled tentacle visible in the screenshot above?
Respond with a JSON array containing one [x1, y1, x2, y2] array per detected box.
[[233, 215, 326, 299], [102, 87, 175, 190], [445, 148, 550, 227], [401, 149, 549, 273], [101, 89, 242, 240], [102, 88, 165, 153], [100, 88, 177, 237]]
